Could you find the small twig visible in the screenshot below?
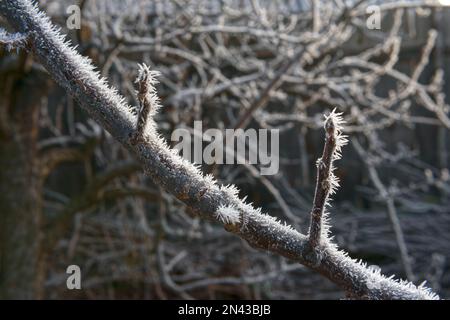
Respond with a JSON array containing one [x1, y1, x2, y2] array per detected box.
[[232, 47, 305, 131], [0, 28, 29, 51], [308, 109, 347, 248], [352, 138, 415, 282], [130, 64, 161, 145], [38, 147, 86, 179]]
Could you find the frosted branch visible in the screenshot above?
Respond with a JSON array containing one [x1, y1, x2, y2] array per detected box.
[[0, 28, 28, 51], [130, 63, 161, 145], [308, 109, 347, 249]]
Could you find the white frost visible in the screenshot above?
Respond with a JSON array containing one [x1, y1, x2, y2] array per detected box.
[[215, 205, 240, 225]]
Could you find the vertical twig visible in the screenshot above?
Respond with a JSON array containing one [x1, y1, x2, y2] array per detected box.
[[308, 109, 347, 248], [130, 64, 161, 145], [352, 139, 415, 281], [312, 0, 321, 33]]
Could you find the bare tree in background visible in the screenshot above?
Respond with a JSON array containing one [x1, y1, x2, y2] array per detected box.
[[0, 0, 449, 299]]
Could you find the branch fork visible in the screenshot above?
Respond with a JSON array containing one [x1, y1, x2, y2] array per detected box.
[[0, 28, 29, 51]]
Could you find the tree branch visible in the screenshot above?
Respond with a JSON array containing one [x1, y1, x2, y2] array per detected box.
[[352, 138, 415, 282], [38, 147, 86, 179], [61, 161, 143, 217], [0, 27, 29, 51], [130, 64, 161, 145]]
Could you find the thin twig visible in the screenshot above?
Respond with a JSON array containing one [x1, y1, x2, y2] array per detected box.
[[0, 28, 29, 51], [308, 110, 346, 248], [352, 139, 415, 282], [130, 64, 160, 145]]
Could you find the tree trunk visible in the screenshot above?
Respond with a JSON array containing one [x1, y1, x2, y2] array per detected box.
[[0, 57, 47, 299]]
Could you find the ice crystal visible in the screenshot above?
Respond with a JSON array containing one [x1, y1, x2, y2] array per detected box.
[[215, 205, 240, 225]]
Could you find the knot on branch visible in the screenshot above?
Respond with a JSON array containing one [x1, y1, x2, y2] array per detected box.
[[303, 243, 324, 267]]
